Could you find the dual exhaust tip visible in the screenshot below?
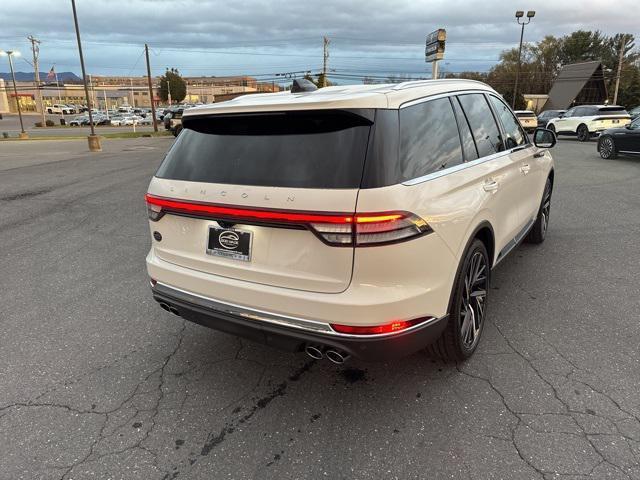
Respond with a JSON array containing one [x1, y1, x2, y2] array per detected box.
[[158, 302, 348, 364], [158, 302, 180, 316], [305, 345, 350, 364]]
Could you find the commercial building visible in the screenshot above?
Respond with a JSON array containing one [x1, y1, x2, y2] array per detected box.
[[0, 75, 281, 113]]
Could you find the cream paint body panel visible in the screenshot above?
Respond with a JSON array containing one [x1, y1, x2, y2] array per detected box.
[[523, 148, 554, 222], [509, 145, 542, 224], [147, 177, 358, 293], [147, 230, 456, 324], [356, 153, 524, 265]]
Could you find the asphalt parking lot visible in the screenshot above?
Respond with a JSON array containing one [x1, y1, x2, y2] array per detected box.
[[1, 137, 639, 480]]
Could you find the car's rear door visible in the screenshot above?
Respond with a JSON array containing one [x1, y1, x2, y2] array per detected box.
[[147, 109, 373, 294]]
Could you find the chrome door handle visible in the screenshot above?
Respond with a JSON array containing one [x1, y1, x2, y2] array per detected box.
[[533, 151, 546, 158], [483, 180, 499, 192], [520, 164, 531, 174]]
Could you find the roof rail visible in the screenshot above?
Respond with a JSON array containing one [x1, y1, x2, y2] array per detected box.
[[391, 78, 488, 90]]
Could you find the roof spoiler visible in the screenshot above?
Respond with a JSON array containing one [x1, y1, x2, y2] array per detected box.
[[291, 79, 318, 93]]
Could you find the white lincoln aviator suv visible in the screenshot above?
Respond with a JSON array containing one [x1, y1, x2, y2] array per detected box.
[[546, 104, 631, 141], [146, 79, 556, 363]]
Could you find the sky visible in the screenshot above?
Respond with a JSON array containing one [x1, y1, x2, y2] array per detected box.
[[0, 0, 638, 84]]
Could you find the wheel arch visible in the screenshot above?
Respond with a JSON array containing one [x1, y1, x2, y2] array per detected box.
[[444, 220, 495, 316], [548, 168, 555, 192], [472, 222, 495, 269], [576, 122, 589, 133]]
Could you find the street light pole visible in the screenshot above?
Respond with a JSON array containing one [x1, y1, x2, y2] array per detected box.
[[512, 10, 535, 109], [0, 50, 28, 139], [70, 0, 101, 151]]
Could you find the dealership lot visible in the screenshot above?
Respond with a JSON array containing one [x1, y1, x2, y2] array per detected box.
[[0, 138, 639, 479]]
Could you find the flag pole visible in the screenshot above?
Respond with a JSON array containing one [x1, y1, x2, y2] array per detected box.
[[54, 68, 65, 122]]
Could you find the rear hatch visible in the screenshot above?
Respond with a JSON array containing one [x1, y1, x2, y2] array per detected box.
[[593, 107, 631, 127], [147, 109, 373, 293]]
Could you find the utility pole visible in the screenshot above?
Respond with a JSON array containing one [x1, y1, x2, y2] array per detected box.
[[613, 35, 627, 105], [322, 36, 330, 87], [167, 79, 172, 105], [28, 35, 46, 128], [145, 43, 158, 132], [70, 0, 100, 151]]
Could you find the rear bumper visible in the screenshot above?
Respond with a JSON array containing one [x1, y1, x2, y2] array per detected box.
[[151, 282, 449, 361]]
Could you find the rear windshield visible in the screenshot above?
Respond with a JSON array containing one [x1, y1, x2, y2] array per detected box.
[[598, 107, 628, 115], [156, 110, 372, 189]]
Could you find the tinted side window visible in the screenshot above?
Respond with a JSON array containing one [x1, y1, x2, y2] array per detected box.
[[399, 98, 464, 179], [451, 97, 479, 161], [565, 108, 576, 117], [488, 95, 526, 149], [457, 94, 503, 157]]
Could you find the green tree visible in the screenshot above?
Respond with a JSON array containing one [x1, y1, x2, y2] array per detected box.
[[617, 66, 640, 108], [158, 68, 186, 104]]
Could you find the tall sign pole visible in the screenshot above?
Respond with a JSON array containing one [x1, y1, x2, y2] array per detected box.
[[145, 43, 158, 132], [425, 29, 446, 79], [70, 0, 101, 151]]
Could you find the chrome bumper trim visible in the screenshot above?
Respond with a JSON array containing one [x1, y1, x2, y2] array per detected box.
[[153, 281, 441, 339]]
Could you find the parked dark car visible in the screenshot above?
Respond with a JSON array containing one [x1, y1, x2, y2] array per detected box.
[[537, 109, 566, 128], [597, 116, 640, 159]]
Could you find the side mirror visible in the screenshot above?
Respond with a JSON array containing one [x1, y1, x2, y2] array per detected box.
[[533, 128, 556, 149]]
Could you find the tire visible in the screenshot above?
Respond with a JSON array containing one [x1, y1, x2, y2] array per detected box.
[[577, 124, 590, 142], [598, 136, 617, 159], [172, 125, 183, 137], [547, 124, 556, 135], [47, 108, 52, 114], [427, 239, 489, 362], [525, 178, 552, 244]]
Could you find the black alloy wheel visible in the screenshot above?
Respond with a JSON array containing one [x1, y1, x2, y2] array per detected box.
[[577, 124, 590, 142], [526, 178, 552, 244], [599, 136, 617, 159], [459, 250, 488, 350], [427, 239, 489, 361]]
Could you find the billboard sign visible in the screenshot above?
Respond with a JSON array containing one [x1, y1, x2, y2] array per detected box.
[[425, 29, 446, 62]]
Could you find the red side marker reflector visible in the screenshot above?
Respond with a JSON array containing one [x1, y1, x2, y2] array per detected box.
[[330, 317, 430, 335]]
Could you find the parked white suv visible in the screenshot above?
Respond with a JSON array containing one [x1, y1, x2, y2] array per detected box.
[[145, 79, 556, 362], [546, 105, 631, 141], [46, 104, 73, 115]]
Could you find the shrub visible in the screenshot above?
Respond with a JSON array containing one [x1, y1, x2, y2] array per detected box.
[[2, 132, 9, 138], [35, 122, 43, 128], [46, 119, 55, 127]]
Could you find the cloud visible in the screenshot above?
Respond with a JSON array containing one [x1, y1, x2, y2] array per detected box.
[[1, 0, 637, 78]]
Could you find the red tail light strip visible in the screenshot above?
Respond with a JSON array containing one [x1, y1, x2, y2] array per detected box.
[[145, 194, 353, 224], [330, 317, 431, 335], [145, 194, 431, 247]]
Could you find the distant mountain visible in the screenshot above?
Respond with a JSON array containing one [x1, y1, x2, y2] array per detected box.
[[0, 71, 82, 82]]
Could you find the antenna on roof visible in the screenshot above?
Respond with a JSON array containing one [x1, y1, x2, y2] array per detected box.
[[291, 78, 317, 93]]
